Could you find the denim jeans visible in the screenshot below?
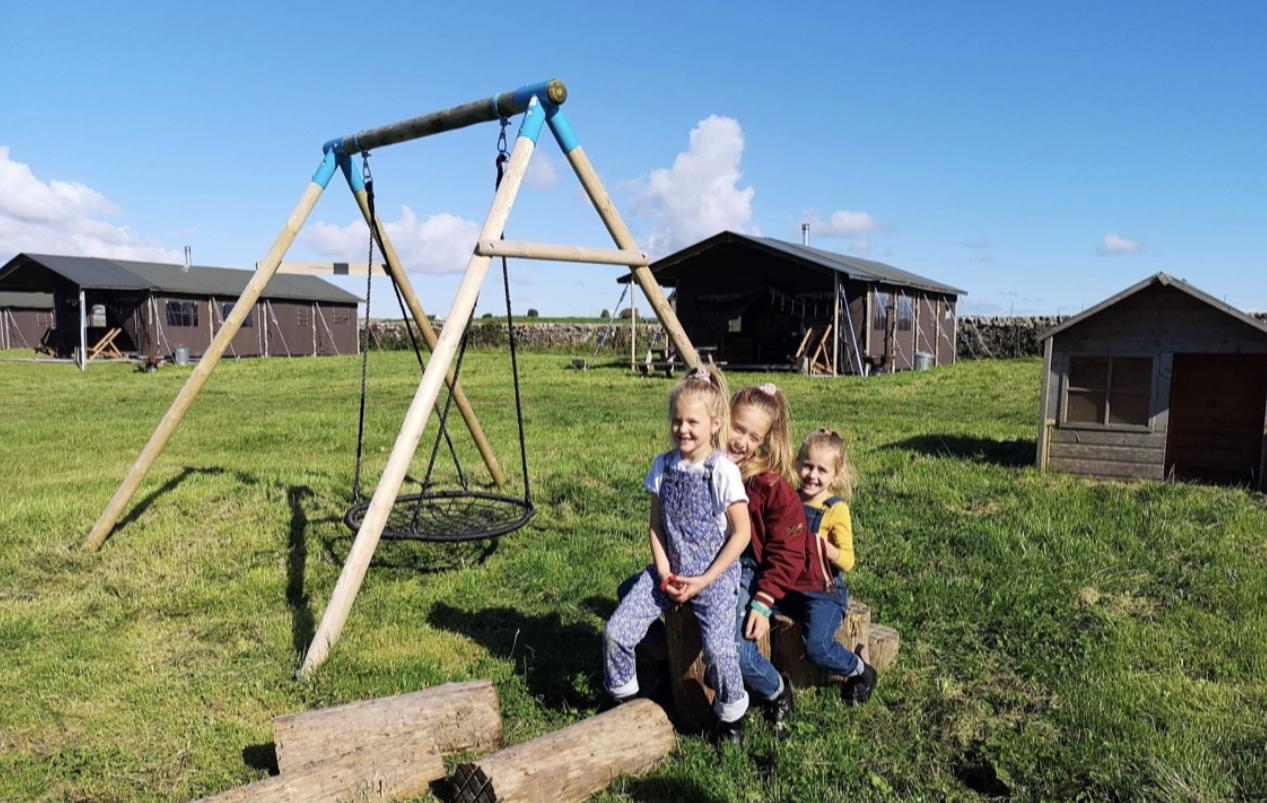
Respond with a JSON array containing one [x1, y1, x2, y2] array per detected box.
[[782, 572, 861, 677], [735, 556, 783, 700]]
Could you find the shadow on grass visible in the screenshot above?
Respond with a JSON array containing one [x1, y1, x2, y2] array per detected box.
[[619, 776, 729, 803], [428, 602, 603, 711], [287, 486, 315, 659], [113, 465, 233, 533], [241, 742, 279, 776], [888, 434, 1035, 468]]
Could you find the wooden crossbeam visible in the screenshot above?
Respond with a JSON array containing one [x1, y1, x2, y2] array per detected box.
[[275, 261, 387, 276], [475, 239, 648, 266]]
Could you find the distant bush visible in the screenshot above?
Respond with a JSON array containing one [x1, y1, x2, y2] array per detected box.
[[527, 308, 540, 318], [619, 308, 634, 319], [481, 312, 493, 319], [600, 308, 611, 319]]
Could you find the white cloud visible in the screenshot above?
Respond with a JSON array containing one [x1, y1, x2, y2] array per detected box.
[[304, 205, 479, 274], [0, 146, 180, 261], [524, 152, 559, 188], [631, 115, 755, 255], [1098, 232, 1142, 255], [807, 210, 880, 238]]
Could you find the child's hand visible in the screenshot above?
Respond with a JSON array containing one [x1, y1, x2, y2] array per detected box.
[[659, 574, 686, 595], [743, 609, 771, 641], [665, 574, 707, 603]]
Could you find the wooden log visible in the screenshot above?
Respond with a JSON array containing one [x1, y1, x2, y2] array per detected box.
[[475, 239, 648, 266], [196, 739, 443, 803], [272, 680, 501, 775], [867, 624, 901, 670], [449, 698, 675, 803], [664, 604, 768, 732], [770, 602, 870, 688]]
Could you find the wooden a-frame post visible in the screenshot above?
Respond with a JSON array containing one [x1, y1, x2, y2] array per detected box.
[[298, 85, 700, 677]]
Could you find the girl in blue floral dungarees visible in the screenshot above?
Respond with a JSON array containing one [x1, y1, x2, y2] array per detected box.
[[604, 366, 753, 743]]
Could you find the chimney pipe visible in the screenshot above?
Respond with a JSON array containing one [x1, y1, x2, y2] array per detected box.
[[801, 223, 810, 246], [183, 246, 191, 272]]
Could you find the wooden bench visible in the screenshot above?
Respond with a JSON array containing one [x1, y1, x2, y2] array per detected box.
[[663, 603, 900, 731]]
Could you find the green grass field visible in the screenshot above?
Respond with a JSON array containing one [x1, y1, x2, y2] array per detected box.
[[2, 352, 1265, 801]]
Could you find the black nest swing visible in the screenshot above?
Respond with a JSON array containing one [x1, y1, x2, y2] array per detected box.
[[344, 133, 534, 543]]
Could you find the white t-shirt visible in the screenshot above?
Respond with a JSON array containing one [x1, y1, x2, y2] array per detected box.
[[644, 450, 748, 536]]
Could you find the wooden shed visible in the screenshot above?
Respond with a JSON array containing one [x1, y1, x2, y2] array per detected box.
[[625, 231, 964, 374], [0, 291, 54, 351], [1036, 273, 1267, 488], [0, 253, 359, 364]]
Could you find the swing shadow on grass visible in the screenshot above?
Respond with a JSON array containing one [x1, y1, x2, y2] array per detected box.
[[112, 465, 232, 533], [428, 602, 605, 711], [886, 434, 1036, 468]]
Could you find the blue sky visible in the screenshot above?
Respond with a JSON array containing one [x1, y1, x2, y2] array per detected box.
[[3, 1, 1264, 317]]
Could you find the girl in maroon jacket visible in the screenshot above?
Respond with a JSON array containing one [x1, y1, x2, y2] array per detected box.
[[726, 384, 836, 727]]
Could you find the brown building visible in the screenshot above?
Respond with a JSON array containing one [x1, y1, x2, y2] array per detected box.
[[0, 291, 54, 351], [630, 231, 964, 374], [0, 253, 359, 362], [1036, 273, 1267, 488]]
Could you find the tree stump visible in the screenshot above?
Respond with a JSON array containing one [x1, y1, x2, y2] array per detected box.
[[770, 601, 871, 687], [867, 623, 901, 670], [450, 698, 676, 803], [272, 680, 501, 774], [664, 604, 769, 732], [196, 739, 443, 802]]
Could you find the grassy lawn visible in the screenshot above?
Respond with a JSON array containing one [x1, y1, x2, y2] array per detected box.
[[2, 352, 1265, 801]]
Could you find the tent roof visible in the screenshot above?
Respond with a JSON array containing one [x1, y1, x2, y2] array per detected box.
[[0, 254, 360, 305]]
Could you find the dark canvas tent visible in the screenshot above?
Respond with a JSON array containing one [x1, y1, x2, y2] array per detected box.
[[1036, 273, 1267, 488], [625, 231, 965, 374], [0, 291, 54, 351], [0, 253, 360, 363]]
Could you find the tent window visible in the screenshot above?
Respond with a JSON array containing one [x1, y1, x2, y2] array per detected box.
[[897, 296, 913, 331], [297, 306, 312, 327], [872, 292, 889, 328], [728, 316, 743, 333], [165, 300, 198, 328], [222, 302, 252, 328], [1065, 355, 1152, 428]]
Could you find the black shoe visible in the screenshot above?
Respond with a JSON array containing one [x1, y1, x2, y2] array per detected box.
[[763, 673, 795, 730], [842, 649, 877, 705], [709, 712, 745, 747]]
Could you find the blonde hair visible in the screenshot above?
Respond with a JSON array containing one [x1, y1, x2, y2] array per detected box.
[[730, 384, 795, 483], [667, 365, 730, 450], [797, 428, 859, 503]]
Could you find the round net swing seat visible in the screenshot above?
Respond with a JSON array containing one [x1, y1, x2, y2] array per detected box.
[[343, 490, 535, 543]]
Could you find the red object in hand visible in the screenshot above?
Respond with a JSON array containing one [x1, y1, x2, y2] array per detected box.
[[660, 574, 680, 592]]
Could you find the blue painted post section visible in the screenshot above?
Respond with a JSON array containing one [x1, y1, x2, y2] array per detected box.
[[337, 153, 365, 193], [311, 150, 340, 189], [546, 106, 580, 154], [516, 96, 548, 144]]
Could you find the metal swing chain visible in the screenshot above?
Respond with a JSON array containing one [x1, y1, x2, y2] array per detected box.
[[495, 118, 533, 505], [351, 153, 376, 504]]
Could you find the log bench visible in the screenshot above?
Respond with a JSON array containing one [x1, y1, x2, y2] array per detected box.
[[664, 602, 900, 730]]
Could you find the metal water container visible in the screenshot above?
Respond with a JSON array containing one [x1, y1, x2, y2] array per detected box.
[[173, 345, 191, 366], [914, 351, 935, 371]]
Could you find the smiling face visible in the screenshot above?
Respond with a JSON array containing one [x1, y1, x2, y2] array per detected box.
[[727, 402, 773, 469], [671, 395, 722, 462], [797, 443, 840, 504]]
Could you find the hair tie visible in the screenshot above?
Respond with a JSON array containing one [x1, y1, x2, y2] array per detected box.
[[690, 367, 710, 382], [758, 383, 778, 396]]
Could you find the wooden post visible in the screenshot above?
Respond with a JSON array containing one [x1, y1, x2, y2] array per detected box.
[[832, 274, 840, 377], [347, 180, 507, 487], [450, 699, 676, 803], [559, 144, 699, 369], [867, 624, 901, 670], [78, 289, 87, 371], [82, 154, 336, 552], [630, 278, 637, 371], [272, 680, 501, 773], [310, 302, 317, 356], [298, 125, 538, 679], [1036, 337, 1053, 471], [195, 740, 444, 803]]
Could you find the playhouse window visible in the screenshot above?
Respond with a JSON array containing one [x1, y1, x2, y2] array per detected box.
[[165, 300, 198, 327], [897, 296, 913, 331], [1065, 355, 1152, 427], [728, 316, 743, 333], [872, 292, 889, 328], [222, 302, 252, 328]]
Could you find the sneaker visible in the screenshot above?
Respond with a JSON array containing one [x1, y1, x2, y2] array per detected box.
[[709, 712, 745, 747], [842, 648, 877, 705], [763, 673, 795, 730]]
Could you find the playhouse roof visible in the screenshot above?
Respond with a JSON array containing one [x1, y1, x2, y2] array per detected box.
[[0, 254, 360, 305], [1039, 272, 1267, 341]]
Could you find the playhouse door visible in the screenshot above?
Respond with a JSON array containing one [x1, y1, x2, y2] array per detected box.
[[1165, 354, 1267, 485]]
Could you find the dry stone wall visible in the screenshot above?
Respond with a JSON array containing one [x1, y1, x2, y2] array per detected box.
[[365, 320, 666, 353]]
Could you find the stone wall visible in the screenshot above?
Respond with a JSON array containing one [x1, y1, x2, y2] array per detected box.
[[955, 316, 1069, 359], [366, 320, 666, 354]]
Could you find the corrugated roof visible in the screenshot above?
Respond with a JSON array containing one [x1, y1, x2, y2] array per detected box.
[[1040, 272, 1267, 340], [0, 291, 53, 308], [0, 254, 360, 304], [627, 231, 966, 296]]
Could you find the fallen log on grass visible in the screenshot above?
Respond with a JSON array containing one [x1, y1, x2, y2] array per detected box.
[[449, 698, 676, 803], [273, 679, 501, 774], [195, 738, 443, 802]]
